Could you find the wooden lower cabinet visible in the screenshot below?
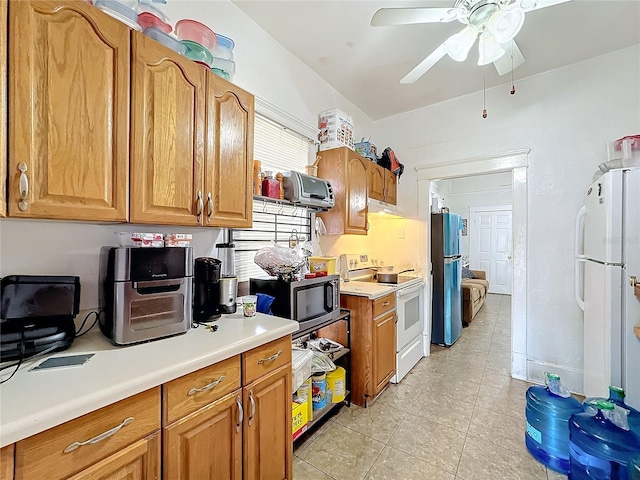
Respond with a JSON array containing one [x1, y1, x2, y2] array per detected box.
[[163, 392, 242, 480], [373, 311, 397, 393], [243, 365, 292, 480], [341, 293, 397, 407], [67, 433, 160, 480], [1, 444, 13, 480]]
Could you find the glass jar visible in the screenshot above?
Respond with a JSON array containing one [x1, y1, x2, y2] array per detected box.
[[261, 171, 280, 199]]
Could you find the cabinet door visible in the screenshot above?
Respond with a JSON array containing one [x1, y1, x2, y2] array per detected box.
[[1, 444, 13, 480], [345, 155, 368, 235], [164, 392, 242, 480], [384, 170, 397, 205], [0, 0, 6, 218], [66, 432, 160, 480], [244, 365, 292, 480], [205, 75, 253, 228], [367, 162, 384, 201], [8, 1, 129, 221], [372, 311, 396, 395], [131, 32, 205, 226]]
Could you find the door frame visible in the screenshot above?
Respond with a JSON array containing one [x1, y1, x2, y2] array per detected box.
[[469, 205, 513, 295], [416, 149, 529, 380]]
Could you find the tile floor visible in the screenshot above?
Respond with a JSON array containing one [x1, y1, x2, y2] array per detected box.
[[293, 294, 568, 480]]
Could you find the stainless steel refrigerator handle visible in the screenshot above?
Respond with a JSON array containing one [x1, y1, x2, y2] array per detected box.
[[574, 206, 586, 311]]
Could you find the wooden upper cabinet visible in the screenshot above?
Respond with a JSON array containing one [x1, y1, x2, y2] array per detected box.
[[384, 170, 397, 205], [205, 75, 253, 228], [163, 392, 242, 480], [130, 31, 206, 226], [8, 1, 129, 221], [317, 147, 368, 235], [1, 444, 13, 480], [367, 162, 384, 202], [346, 155, 368, 234], [1, 0, 6, 218], [243, 366, 292, 480]]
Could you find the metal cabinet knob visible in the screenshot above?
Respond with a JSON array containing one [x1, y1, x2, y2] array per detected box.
[[630, 275, 638, 287]]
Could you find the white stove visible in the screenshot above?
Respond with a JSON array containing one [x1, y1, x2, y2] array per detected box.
[[338, 254, 426, 383]]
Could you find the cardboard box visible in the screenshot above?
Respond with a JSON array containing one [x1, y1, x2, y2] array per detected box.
[[318, 108, 354, 151], [292, 399, 309, 441]]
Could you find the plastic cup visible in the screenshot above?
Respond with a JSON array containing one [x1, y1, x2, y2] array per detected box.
[[242, 295, 257, 317]]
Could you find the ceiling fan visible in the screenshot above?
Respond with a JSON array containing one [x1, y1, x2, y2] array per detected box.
[[371, 0, 570, 84]]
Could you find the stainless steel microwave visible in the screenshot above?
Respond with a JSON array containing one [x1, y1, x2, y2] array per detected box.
[[249, 274, 340, 331]]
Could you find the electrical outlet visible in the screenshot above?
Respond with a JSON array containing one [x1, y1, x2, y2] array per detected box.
[[398, 228, 405, 239]]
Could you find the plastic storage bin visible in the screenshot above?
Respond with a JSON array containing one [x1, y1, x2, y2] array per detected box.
[[137, 12, 171, 33], [180, 40, 214, 67], [94, 0, 141, 30], [175, 19, 217, 52], [291, 349, 313, 394], [569, 401, 640, 480], [525, 373, 583, 474], [212, 34, 235, 60], [144, 28, 187, 55]]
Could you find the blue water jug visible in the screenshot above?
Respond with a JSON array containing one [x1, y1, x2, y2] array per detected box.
[[629, 455, 640, 480], [569, 401, 640, 480], [584, 386, 640, 438], [526, 373, 584, 474]]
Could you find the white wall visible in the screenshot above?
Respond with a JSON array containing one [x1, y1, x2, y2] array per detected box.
[[0, 0, 375, 311], [373, 45, 640, 392]]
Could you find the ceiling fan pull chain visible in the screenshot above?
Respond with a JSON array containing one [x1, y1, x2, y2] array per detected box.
[[482, 57, 488, 118], [510, 41, 516, 95]]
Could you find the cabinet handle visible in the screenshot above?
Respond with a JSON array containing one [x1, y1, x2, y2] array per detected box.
[[18, 162, 29, 211], [63, 417, 134, 453], [235, 395, 243, 434], [187, 375, 226, 396], [207, 192, 213, 220], [248, 390, 256, 427], [382, 301, 390, 306], [196, 190, 203, 221], [257, 350, 282, 364]]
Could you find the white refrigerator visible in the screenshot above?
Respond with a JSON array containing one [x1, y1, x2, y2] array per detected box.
[[575, 168, 640, 409]]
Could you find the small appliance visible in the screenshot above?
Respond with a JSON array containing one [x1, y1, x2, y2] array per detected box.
[[216, 236, 238, 314], [282, 171, 335, 210], [218, 277, 238, 314], [0, 275, 81, 361], [193, 257, 222, 321], [99, 246, 193, 345], [249, 274, 340, 332]]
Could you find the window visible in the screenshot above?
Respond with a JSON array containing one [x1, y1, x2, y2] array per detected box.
[[232, 110, 317, 282]]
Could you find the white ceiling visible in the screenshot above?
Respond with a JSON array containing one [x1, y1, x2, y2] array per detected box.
[[232, 0, 640, 120]]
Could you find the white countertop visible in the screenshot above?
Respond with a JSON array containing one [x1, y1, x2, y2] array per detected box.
[[340, 276, 425, 299], [0, 313, 298, 447]]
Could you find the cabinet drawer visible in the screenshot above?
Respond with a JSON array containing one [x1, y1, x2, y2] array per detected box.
[[242, 335, 292, 384], [15, 387, 160, 480], [163, 355, 241, 425], [373, 292, 396, 318]]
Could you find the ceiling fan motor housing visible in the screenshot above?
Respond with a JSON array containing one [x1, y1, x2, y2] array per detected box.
[[455, 0, 512, 28]]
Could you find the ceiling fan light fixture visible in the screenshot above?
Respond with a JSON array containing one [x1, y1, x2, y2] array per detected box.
[[478, 32, 505, 65], [487, 8, 525, 43], [445, 25, 478, 62]]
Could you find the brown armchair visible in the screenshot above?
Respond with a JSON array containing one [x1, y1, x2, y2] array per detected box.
[[461, 270, 489, 325]]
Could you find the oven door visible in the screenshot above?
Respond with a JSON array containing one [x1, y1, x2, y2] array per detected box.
[[396, 283, 424, 351]]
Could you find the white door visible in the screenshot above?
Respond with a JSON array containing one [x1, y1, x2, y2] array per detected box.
[[470, 207, 512, 295]]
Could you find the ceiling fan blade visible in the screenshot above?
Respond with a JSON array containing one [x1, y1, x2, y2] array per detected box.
[[493, 40, 525, 75], [518, 0, 571, 13], [400, 43, 447, 84], [371, 7, 463, 27]]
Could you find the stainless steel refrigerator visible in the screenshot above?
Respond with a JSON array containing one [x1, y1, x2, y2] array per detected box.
[[575, 168, 640, 407], [431, 212, 463, 346]]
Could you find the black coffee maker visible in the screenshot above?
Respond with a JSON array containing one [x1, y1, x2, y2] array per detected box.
[[193, 257, 222, 321]]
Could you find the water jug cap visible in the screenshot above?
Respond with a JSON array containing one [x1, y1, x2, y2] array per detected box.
[[545, 372, 570, 398], [595, 400, 615, 410], [546, 372, 560, 382], [609, 386, 625, 398]]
